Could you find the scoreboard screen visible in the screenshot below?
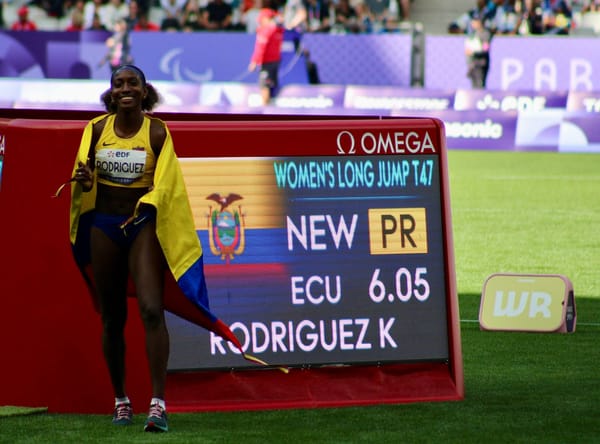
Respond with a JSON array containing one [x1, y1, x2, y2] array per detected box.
[[165, 118, 457, 372]]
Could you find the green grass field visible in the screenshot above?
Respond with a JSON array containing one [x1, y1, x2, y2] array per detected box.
[[2, 150, 599, 443]]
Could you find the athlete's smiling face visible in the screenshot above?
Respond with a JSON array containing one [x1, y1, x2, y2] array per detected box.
[[110, 69, 147, 110]]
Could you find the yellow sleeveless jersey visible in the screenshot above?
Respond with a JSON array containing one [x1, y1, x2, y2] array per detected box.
[[95, 114, 156, 188]]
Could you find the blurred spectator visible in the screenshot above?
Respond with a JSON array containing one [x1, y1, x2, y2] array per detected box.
[[240, 0, 254, 15], [134, 12, 160, 29], [581, 0, 600, 11], [227, 0, 245, 30], [465, 15, 491, 88], [100, 18, 133, 72], [45, 0, 74, 18], [354, 0, 375, 33], [124, 0, 140, 29], [64, 0, 86, 24], [283, 0, 308, 31], [490, 0, 524, 34], [181, 0, 204, 30], [88, 12, 109, 29], [104, 0, 128, 30], [136, 0, 151, 18], [242, 0, 262, 33], [364, 0, 389, 30], [305, 0, 331, 32], [66, 8, 86, 30], [248, 0, 284, 104], [83, 0, 106, 29], [361, 0, 406, 31], [332, 0, 360, 33], [398, 0, 410, 20], [161, 0, 186, 30], [201, 0, 234, 29], [523, 0, 546, 33], [382, 0, 412, 30], [448, 0, 495, 34], [543, 0, 573, 33], [11, 6, 38, 30]]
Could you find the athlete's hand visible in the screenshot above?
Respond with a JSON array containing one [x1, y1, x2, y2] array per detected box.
[[75, 158, 93, 192]]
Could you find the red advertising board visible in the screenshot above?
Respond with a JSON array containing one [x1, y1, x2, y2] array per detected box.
[[0, 111, 463, 412]]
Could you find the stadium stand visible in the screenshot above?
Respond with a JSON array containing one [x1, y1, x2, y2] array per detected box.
[[2, 0, 473, 34]]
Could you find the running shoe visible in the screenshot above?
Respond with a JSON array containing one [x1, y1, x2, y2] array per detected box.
[[144, 403, 168, 432], [112, 402, 133, 426]]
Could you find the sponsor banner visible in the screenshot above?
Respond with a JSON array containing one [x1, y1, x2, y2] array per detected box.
[[265, 105, 386, 116], [487, 36, 600, 91], [0, 79, 23, 107], [454, 89, 568, 112], [344, 86, 455, 111], [515, 109, 600, 152], [425, 35, 600, 92], [11, 79, 106, 110], [197, 82, 262, 108], [3, 77, 600, 153], [274, 84, 346, 110], [558, 112, 600, 153], [395, 110, 518, 151], [566, 91, 600, 112]]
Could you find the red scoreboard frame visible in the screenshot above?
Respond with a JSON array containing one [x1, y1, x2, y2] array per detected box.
[[0, 111, 463, 413]]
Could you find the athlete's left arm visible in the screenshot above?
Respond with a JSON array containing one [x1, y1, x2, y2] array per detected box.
[[150, 118, 167, 158]]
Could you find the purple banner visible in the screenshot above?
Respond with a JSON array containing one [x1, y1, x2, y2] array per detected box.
[[344, 86, 455, 111], [131, 31, 308, 85], [301, 33, 413, 87], [566, 91, 600, 112], [0, 30, 109, 79], [274, 84, 346, 110], [3, 77, 600, 153], [0, 30, 412, 87], [426, 35, 600, 92], [486, 36, 600, 91], [515, 110, 600, 152], [0, 30, 306, 85], [396, 110, 519, 151], [454, 89, 568, 112], [424, 36, 471, 91]]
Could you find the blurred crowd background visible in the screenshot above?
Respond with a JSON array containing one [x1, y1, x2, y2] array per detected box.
[[3, 0, 600, 36]]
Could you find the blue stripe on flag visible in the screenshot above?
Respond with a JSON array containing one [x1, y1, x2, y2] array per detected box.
[[177, 255, 217, 323]]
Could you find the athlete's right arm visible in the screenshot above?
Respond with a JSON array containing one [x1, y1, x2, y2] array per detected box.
[[74, 119, 104, 192]]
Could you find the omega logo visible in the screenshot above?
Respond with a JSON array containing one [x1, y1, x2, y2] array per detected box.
[[336, 130, 435, 155]]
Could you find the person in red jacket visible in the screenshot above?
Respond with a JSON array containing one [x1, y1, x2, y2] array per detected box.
[[11, 6, 38, 31], [247, 0, 284, 105]]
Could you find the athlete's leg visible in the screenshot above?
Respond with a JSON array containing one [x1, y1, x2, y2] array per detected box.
[[129, 220, 168, 400], [91, 225, 129, 399]]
